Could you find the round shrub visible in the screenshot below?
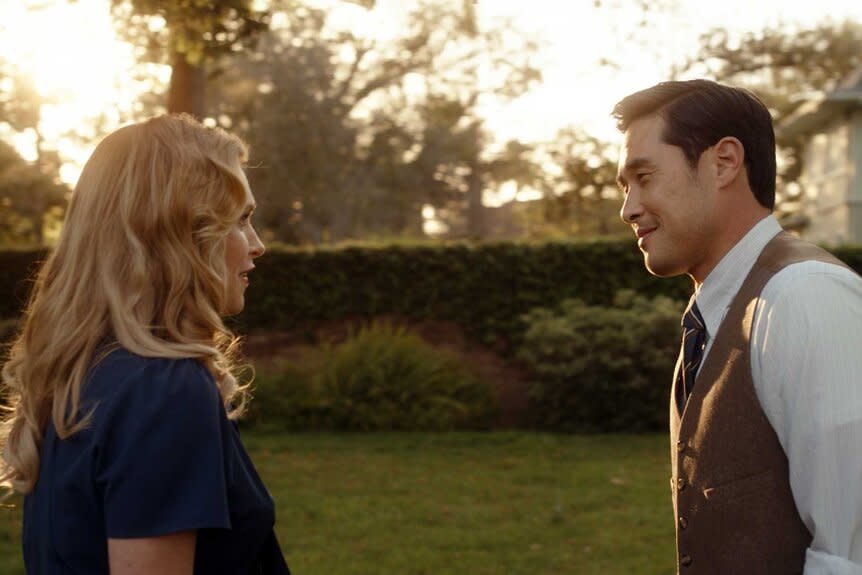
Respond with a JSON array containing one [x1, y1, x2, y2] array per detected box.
[[518, 290, 683, 432]]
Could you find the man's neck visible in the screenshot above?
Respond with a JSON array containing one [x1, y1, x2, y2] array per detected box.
[[690, 210, 773, 289]]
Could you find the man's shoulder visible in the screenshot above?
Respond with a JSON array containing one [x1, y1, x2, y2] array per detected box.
[[763, 232, 850, 271], [758, 259, 862, 321], [765, 259, 861, 291]]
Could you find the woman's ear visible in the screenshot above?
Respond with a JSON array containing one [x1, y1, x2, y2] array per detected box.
[[714, 136, 745, 188]]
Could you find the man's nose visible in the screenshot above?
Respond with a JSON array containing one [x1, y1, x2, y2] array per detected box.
[[620, 188, 642, 224]]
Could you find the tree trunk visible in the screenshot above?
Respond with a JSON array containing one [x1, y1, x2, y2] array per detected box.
[[467, 161, 485, 239], [33, 130, 46, 247], [168, 51, 206, 118], [598, 198, 610, 235], [34, 193, 44, 247]]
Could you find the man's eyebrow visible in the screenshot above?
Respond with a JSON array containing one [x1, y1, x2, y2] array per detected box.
[[616, 157, 655, 187]]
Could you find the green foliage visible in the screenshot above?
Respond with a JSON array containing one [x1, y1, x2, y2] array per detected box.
[[223, 240, 691, 350], [0, 141, 68, 247], [114, 0, 270, 66], [535, 126, 626, 239], [246, 322, 498, 431], [684, 19, 862, 185], [832, 245, 862, 271], [110, 0, 271, 116], [9, 240, 862, 353], [0, 60, 41, 133], [518, 290, 683, 432], [6, 240, 862, 348], [208, 0, 541, 243], [244, 357, 322, 430]]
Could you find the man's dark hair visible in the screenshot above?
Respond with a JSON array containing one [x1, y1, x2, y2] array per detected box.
[[612, 79, 776, 209]]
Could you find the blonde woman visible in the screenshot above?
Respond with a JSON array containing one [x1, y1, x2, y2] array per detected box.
[[1, 115, 290, 574]]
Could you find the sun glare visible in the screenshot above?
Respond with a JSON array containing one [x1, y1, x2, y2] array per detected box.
[[475, 0, 862, 146], [0, 0, 166, 183]]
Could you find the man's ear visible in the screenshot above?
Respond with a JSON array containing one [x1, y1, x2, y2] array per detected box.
[[714, 136, 744, 188]]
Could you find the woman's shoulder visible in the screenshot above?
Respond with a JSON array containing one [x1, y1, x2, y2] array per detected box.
[[84, 346, 220, 410]]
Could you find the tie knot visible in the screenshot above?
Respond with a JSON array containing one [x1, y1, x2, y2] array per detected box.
[[682, 301, 705, 332]]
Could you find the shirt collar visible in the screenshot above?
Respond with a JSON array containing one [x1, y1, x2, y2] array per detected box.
[[694, 215, 782, 341]]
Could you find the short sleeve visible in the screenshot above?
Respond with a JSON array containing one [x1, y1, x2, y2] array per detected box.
[[94, 357, 232, 538]]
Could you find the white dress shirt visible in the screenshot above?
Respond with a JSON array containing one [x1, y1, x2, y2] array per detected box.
[[693, 215, 862, 574]]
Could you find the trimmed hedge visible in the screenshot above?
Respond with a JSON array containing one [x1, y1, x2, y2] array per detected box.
[[4, 241, 862, 432], [0, 241, 686, 349], [3, 241, 862, 350]]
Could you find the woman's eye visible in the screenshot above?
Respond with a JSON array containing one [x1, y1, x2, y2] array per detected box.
[[637, 173, 651, 185]]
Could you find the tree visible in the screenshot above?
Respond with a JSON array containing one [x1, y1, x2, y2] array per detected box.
[[111, 0, 270, 117], [205, 3, 365, 243], [0, 59, 68, 246], [0, 59, 58, 172], [682, 19, 862, 187], [533, 127, 627, 239], [0, 62, 40, 138], [0, 139, 68, 246], [208, 0, 541, 243]]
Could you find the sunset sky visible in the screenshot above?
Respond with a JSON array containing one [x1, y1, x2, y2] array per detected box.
[[1, 0, 861, 190]]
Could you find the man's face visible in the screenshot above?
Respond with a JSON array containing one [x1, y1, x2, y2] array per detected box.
[[617, 115, 720, 281]]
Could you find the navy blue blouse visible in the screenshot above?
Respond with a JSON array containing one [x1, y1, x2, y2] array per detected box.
[[22, 347, 290, 574]]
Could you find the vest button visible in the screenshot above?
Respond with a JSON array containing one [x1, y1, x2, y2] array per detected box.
[[681, 555, 693, 567], [678, 516, 688, 529], [677, 477, 686, 491], [676, 441, 685, 453]]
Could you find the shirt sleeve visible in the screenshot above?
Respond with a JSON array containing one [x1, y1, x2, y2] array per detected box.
[[94, 357, 232, 538], [751, 262, 862, 573]]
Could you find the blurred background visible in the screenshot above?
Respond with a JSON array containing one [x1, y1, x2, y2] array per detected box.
[[2, 1, 862, 573], [1, 0, 860, 248]]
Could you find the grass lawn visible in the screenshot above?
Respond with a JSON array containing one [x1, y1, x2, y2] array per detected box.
[[0, 432, 674, 574]]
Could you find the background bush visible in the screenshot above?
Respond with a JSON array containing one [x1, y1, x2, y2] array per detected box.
[[5, 242, 861, 353], [0, 241, 692, 350], [5, 243, 861, 432], [245, 322, 498, 431], [518, 290, 682, 432], [0, 317, 18, 345]]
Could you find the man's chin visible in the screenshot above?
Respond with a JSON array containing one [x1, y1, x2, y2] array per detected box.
[[644, 255, 683, 278]]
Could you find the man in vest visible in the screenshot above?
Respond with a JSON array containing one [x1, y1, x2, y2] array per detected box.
[[613, 79, 862, 574]]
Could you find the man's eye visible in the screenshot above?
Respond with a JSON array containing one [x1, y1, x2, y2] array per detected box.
[[637, 172, 652, 184]]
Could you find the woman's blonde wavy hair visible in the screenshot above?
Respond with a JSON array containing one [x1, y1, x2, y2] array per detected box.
[[1, 114, 253, 495]]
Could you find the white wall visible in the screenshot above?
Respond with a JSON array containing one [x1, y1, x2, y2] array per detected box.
[[801, 118, 854, 245]]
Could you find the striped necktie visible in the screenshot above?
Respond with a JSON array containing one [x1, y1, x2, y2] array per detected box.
[[676, 299, 706, 410]]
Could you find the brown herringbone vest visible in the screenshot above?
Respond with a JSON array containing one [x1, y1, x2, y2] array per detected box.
[[669, 232, 850, 574]]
